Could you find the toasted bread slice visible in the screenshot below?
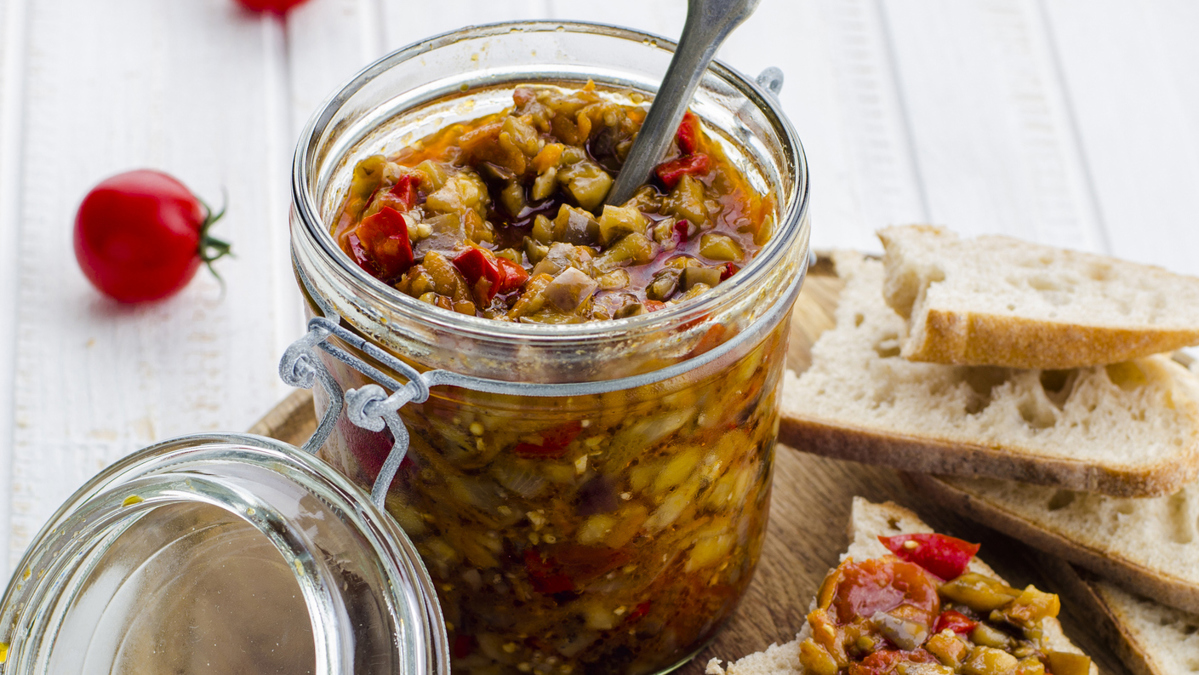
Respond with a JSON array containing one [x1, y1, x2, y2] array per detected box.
[[780, 252, 1199, 498], [910, 472, 1199, 615], [1042, 558, 1199, 675], [705, 498, 1094, 675], [879, 225, 1199, 369]]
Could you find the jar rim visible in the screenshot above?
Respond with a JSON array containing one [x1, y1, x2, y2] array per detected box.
[[291, 20, 810, 341]]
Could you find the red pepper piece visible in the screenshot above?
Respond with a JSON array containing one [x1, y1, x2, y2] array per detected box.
[[676, 111, 702, 155], [451, 634, 476, 659], [720, 262, 740, 281], [655, 153, 711, 190], [628, 601, 652, 622], [389, 173, 421, 211], [674, 219, 691, 242], [350, 207, 414, 280], [495, 257, 530, 296], [933, 610, 978, 635], [453, 248, 502, 300], [879, 533, 981, 580], [852, 649, 938, 675], [523, 549, 575, 594], [513, 421, 583, 459]]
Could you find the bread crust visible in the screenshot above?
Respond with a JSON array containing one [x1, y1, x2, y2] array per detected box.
[[906, 308, 1199, 370], [779, 416, 1199, 498], [1038, 558, 1165, 675], [906, 473, 1199, 615]]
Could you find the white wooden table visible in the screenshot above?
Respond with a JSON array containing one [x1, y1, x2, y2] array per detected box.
[[0, 0, 1197, 588]]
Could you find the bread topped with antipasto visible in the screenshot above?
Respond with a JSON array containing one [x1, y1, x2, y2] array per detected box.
[[706, 498, 1094, 675]]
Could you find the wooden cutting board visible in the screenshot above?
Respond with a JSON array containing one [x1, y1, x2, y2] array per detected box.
[[248, 258, 1127, 675]]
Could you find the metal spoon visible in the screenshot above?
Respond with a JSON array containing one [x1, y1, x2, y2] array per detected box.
[[605, 0, 762, 206]]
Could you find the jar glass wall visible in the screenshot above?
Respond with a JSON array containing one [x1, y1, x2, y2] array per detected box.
[[0, 435, 449, 675], [291, 21, 809, 675]]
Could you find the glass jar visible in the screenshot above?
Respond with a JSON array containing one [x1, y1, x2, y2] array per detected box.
[[290, 21, 809, 675], [0, 434, 449, 674]]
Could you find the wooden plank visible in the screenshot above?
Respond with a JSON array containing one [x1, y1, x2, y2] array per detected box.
[[0, 0, 26, 577], [877, 0, 1106, 253], [1039, 0, 1199, 273], [9, 0, 296, 568]]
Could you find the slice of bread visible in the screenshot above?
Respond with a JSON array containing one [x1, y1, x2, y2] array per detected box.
[[1041, 557, 1199, 675], [705, 498, 1093, 675], [879, 225, 1199, 369], [780, 252, 1199, 498], [909, 472, 1199, 615]]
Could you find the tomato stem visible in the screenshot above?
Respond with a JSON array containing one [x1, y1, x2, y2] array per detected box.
[[197, 191, 233, 292]]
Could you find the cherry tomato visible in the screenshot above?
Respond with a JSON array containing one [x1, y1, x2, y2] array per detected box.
[[234, 0, 311, 14], [831, 557, 941, 626], [74, 170, 231, 303], [879, 533, 981, 580]]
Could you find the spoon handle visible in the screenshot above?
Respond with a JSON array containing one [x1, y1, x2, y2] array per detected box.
[[605, 0, 761, 206]]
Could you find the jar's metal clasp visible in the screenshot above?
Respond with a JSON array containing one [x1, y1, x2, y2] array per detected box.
[[756, 67, 784, 97]]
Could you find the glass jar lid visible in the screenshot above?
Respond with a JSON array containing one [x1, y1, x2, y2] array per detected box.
[[0, 433, 449, 675]]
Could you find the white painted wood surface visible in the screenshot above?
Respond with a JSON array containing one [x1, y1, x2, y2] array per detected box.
[[0, 0, 1197, 592]]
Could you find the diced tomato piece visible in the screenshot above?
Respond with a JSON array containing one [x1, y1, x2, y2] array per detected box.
[[720, 262, 740, 281], [389, 173, 421, 211], [879, 533, 981, 581], [453, 248, 503, 300], [644, 299, 667, 312], [512, 421, 583, 459], [674, 219, 691, 242], [523, 548, 575, 594], [349, 206, 414, 280], [495, 257, 530, 296], [676, 111, 702, 155], [656, 153, 711, 190], [849, 649, 937, 675], [933, 610, 978, 635], [452, 634, 476, 659], [831, 557, 941, 626]]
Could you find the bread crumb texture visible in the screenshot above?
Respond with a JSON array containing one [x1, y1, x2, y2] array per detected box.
[[784, 253, 1199, 472], [943, 475, 1199, 589], [879, 225, 1199, 368], [1096, 580, 1199, 674]]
